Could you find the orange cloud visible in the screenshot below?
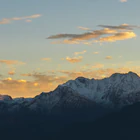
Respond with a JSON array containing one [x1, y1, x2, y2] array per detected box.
[[99, 31, 136, 42], [120, 0, 127, 2], [21, 73, 32, 76], [60, 67, 140, 80], [8, 71, 15, 75], [17, 73, 68, 97], [48, 28, 117, 41], [71, 28, 117, 41], [74, 50, 87, 55], [34, 83, 39, 86], [18, 79, 27, 83], [48, 24, 138, 44], [92, 63, 104, 69], [1, 66, 140, 98], [51, 39, 80, 44], [93, 52, 99, 54], [5, 77, 12, 81], [21, 72, 68, 85], [0, 76, 58, 98], [0, 60, 25, 65], [25, 19, 32, 23], [0, 14, 41, 24], [41, 58, 51, 61], [105, 56, 112, 59], [78, 26, 90, 30], [0, 78, 36, 97], [66, 56, 83, 63]]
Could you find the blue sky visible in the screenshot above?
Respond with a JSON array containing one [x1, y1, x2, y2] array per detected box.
[[0, 0, 140, 97]]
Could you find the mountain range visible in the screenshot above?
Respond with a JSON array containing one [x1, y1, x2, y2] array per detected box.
[[1, 71, 140, 140], [1, 71, 140, 112]]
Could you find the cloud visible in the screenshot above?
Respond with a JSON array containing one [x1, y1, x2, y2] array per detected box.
[[59, 69, 108, 79], [91, 63, 104, 69], [78, 26, 90, 30], [2, 66, 140, 97], [120, 0, 127, 3], [34, 82, 39, 86], [0, 14, 41, 24], [48, 24, 138, 44], [59, 67, 140, 80], [4, 78, 27, 83], [5, 77, 12, 81], [25, 19, 32, 23], [0, 72, 68, 97], [98, 31, 136, 42], [18, 79, 27, 83], [93, 52, 99, 54], [21, 72, 68, 84], [8, 71, 15, 75], [66, 56, 83, 63], [98, 24, 139, 30], [105, 56, 112, 59], [19, 72, 68, 97], [0, 60, 25, 65], [41, 58, 51, 61], [21, 73, 32, 77], [83, 42, 92, 45], [0, 19, 10, 24], [0, 78, 38, 97], [51, 40, 80, 44], [48, 28, 117, 41], [74, 50, 87, 55]]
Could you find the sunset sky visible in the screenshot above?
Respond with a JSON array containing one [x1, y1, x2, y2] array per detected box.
[[1, 0, 140, 97]]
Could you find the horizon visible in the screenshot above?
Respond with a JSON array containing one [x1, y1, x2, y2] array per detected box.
[[1, 0, 140, 97], [0, 71, 139, 98]]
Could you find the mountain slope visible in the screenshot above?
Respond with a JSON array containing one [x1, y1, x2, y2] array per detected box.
[[58, 102, 140, 140], [63, 71, 140, 107], [0, 71, 140, 113], [0, 72, 140, 140]]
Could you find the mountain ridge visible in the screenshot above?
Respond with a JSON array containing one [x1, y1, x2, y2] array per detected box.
[[0, 71, 140, 140], [0, 71, 140, 113]]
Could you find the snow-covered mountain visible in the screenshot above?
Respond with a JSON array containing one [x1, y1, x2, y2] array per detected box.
[[0, 71, 140, 113], [63, 71, 140, 107]]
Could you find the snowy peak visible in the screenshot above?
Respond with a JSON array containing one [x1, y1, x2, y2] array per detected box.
[[127, 71, 140, 80], [0, 71, 140, 112], [28, 85, 95, 112], [110, 71, 139, 82], [28, 71, 140, 111], [75, 77, 90, 83], [128, 71, 139, 77], [61, 72, 140, 107]]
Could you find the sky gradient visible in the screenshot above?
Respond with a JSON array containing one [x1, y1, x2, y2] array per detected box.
[[1, 0, 140, 97]]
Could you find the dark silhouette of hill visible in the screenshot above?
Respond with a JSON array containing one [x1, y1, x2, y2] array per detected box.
[[0, 72, 140, 140], [0, 102, 140, 140], [57, 102, 140, 140]]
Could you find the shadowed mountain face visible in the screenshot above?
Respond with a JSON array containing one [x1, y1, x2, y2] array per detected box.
[[57, 102, 140, 140], [1, 102, 140, 140], [0, 72, 140, 139]]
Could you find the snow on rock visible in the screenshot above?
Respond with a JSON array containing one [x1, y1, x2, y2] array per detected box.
[[1, 71, 140, 112], [62, 71, 140, 107]]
